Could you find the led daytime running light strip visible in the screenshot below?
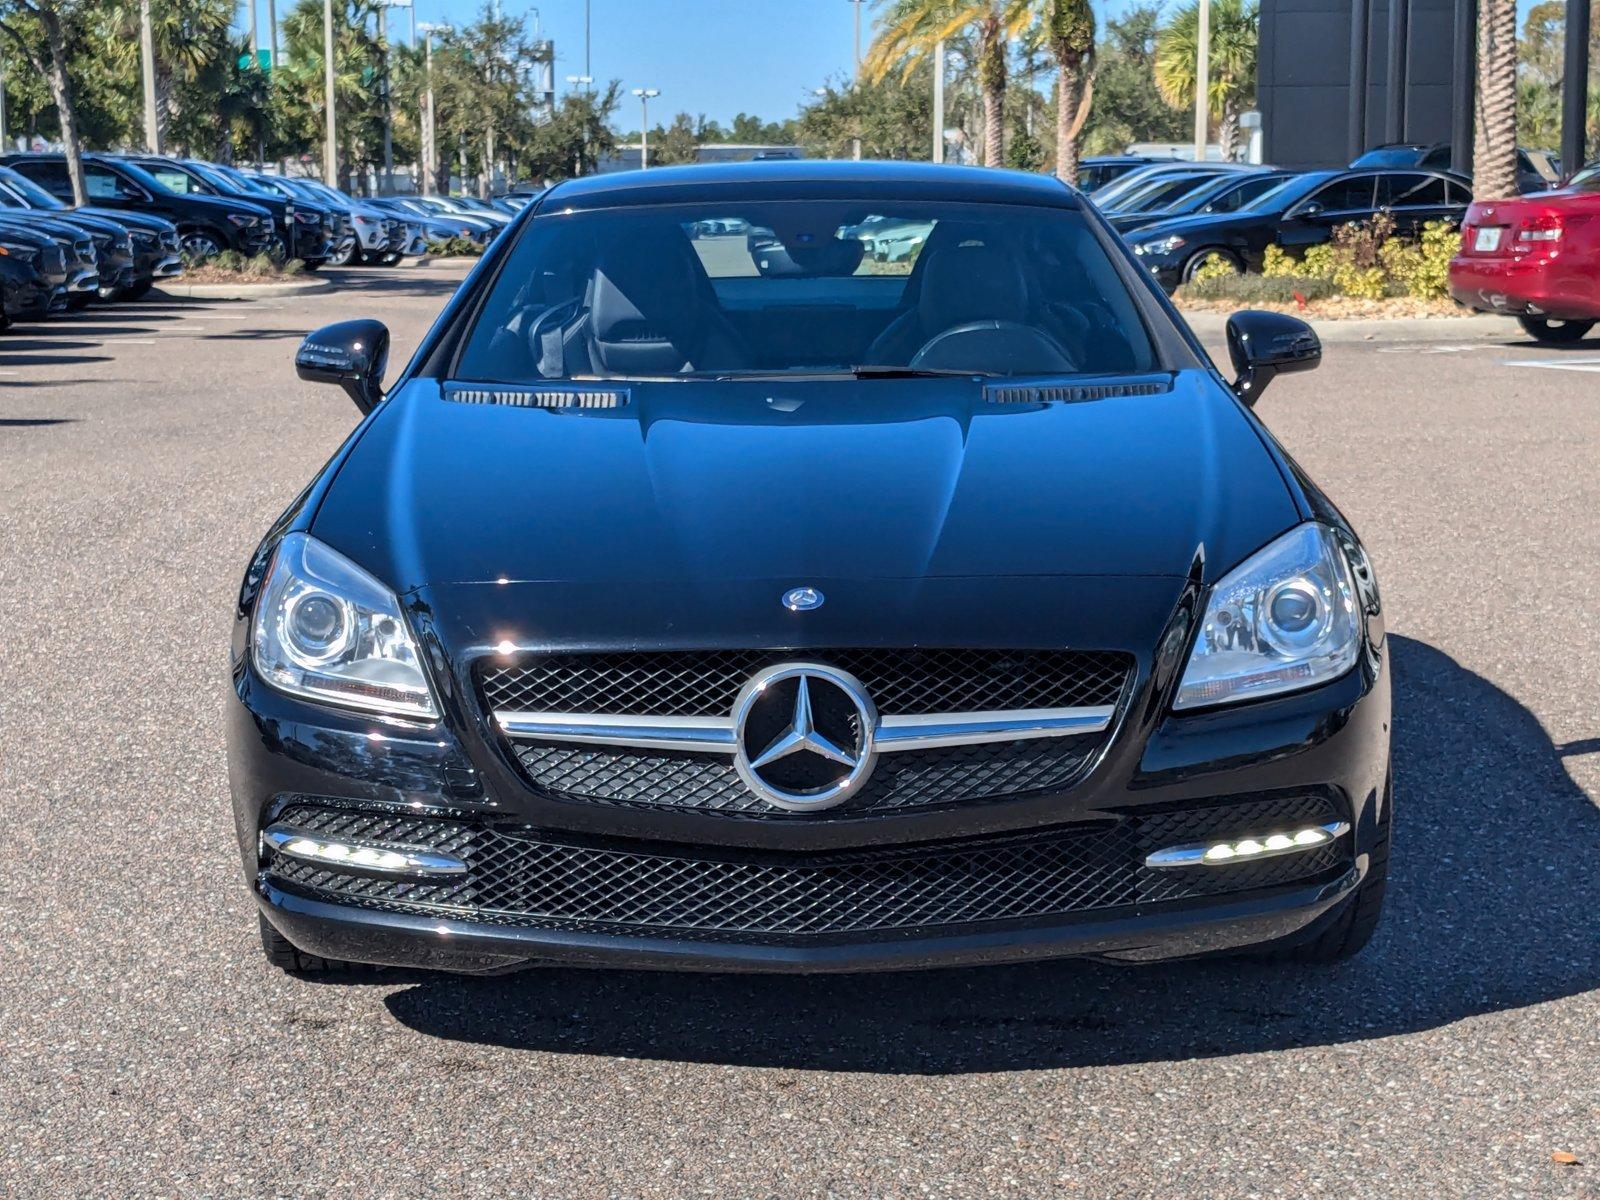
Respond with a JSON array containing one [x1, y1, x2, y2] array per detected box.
[[262, 825, 468, 877], [1144, 821, 1350, 870]]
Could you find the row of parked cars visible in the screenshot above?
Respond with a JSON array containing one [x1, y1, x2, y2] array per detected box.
[[1081, 155, 1475, 291], [0, 150, 541, 332], [1085, 150, 1600, 345]]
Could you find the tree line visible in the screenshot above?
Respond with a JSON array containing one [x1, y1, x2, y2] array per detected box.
[[0, 0, 1540, 205]]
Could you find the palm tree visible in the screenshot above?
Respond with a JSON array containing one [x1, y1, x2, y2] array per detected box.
[[101, 0, 233, 150], [867, 0, 1033, 167], [1473, 0, 1518, 199], [1041, 0, 1095, 183], [1153, 0, 1258, 158]]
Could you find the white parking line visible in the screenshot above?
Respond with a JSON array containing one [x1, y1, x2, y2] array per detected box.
[[1501, 355, 1600, 373]]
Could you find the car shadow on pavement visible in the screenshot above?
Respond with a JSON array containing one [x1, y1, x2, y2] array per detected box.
[[382, 635, 1600, 1073]]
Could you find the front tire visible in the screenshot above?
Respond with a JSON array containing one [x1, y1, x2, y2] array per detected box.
[[1517, 315, 1595, 344], [328, 236, 359, 267], [1181, 248, 1243, 284], [114, 279, 155, 301], [258, 914, 358, 976], [178, 228, 224, 262]]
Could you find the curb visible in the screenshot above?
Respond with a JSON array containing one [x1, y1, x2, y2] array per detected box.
[[1178, 308, 1519, 344], [154, 277, 333, 300]]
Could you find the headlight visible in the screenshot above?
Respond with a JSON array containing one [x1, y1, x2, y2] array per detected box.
[[252, 533, 439, 720], [227, 213, 260, 228], [1174, 523, 1362, 710], [1134, 235, 1186, 256], [0, 240, 41, 263]]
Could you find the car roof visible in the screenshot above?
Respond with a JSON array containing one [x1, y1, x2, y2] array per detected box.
[[541, 160, 1079, 210]]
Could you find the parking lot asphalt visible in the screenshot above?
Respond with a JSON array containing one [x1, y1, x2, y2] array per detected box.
[[1, 261, 1596, 1199]]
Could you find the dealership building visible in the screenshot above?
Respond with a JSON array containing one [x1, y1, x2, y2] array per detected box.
[[1257, 0, 1592, 172]]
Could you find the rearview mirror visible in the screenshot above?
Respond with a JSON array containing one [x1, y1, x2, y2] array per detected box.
[[1225, 310, 1321, 405], [295, 319, 390, 414]]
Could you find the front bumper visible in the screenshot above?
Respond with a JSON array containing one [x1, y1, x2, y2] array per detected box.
[[231, 636, 1391, 974]]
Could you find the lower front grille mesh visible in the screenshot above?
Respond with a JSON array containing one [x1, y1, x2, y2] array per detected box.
[[266, 795, 1349, 943]]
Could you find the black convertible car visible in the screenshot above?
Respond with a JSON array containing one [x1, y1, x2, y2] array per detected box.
[[1126, 166, 1471, 290], [232, 161, 1390, 976]]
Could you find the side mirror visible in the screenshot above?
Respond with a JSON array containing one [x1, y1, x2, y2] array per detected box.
[[295, 319, 390, 414], [1225, 310, 1321, 405], [1295, 201, 1325, 220]]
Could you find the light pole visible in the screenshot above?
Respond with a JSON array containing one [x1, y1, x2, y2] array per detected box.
[[848, 0, 866, 161], [418, 22, 447, 194], [633, 87, 659, 169], [932, 39, 945, 163], [585, 0, 592, 82], [1193, 0, 1210, 162], [0, 42, 8, 152], [376, 1, 411, 194], [139, 0, 160, 152], [323, 0, 337, 186], [268, 0, 279, 74]]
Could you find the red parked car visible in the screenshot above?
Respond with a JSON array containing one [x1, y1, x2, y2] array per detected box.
[[1449, 168, 1600, 343]]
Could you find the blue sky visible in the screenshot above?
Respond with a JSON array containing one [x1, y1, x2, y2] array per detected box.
[[239, 0, 1553, 128], [239, 0, 870, 126]]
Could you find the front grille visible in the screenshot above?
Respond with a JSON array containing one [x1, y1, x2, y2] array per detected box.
[[264, 795, 1350, 943], [486, 648, 1133, 818], [482, 648, 1131, 718], [514, 736, 1102, 817]]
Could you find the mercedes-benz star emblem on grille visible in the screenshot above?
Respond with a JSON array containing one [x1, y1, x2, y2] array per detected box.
[[781, 586, 824, 612], [732, 663, 878, 811]]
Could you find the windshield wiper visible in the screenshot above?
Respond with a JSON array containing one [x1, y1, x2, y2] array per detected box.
[[845, 365, 995, 379]]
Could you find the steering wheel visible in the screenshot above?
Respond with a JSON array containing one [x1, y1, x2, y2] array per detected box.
[[909, 320, 1079, 375]]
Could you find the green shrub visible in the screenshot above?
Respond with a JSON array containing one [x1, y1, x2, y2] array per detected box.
[[426, 235, 483, 257], [1178, 272, 1339, 305], [1190, 252, 1240, 284], [1244, 217, 1459, 303]]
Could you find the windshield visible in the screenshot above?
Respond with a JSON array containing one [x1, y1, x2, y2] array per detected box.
[[1240, 173, 1333, 213], [1117, 174, 1219, 214], [115, 160, 178, 197], [185, 161, 245, 194], [455, 199, 1156, 382], [209, 164, 265, 194], [0, 167, 66, 210]]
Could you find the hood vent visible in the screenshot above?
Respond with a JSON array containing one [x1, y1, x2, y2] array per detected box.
[[984, 378, 1172, 405], [445, 384, 631, 410]]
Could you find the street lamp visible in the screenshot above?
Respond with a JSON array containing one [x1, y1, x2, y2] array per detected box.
[[567, 73, 593, 93], [1194, 0, 1211, 162], [139, 0, 159, 153], [418, 21, 450, 193], [632, 87, 660, 169], [847, 0, 866, 161], [323, 0, 337, 185], [377, 1, 413, 194]]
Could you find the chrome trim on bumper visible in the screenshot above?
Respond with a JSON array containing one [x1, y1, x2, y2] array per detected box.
[[494, 704, 1115, 755]]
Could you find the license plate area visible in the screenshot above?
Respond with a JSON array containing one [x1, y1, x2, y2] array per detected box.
[[1473, 226, 1505, 253]]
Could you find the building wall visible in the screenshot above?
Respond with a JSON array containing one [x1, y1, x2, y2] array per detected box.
[[1259, 0, 1460, 169]]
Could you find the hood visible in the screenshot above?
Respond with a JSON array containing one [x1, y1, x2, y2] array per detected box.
[[78, 206, 176, 233], [312, 371, 1300, 603], [179, 193, 273, 221], [1125, 211, 1262, 243]]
